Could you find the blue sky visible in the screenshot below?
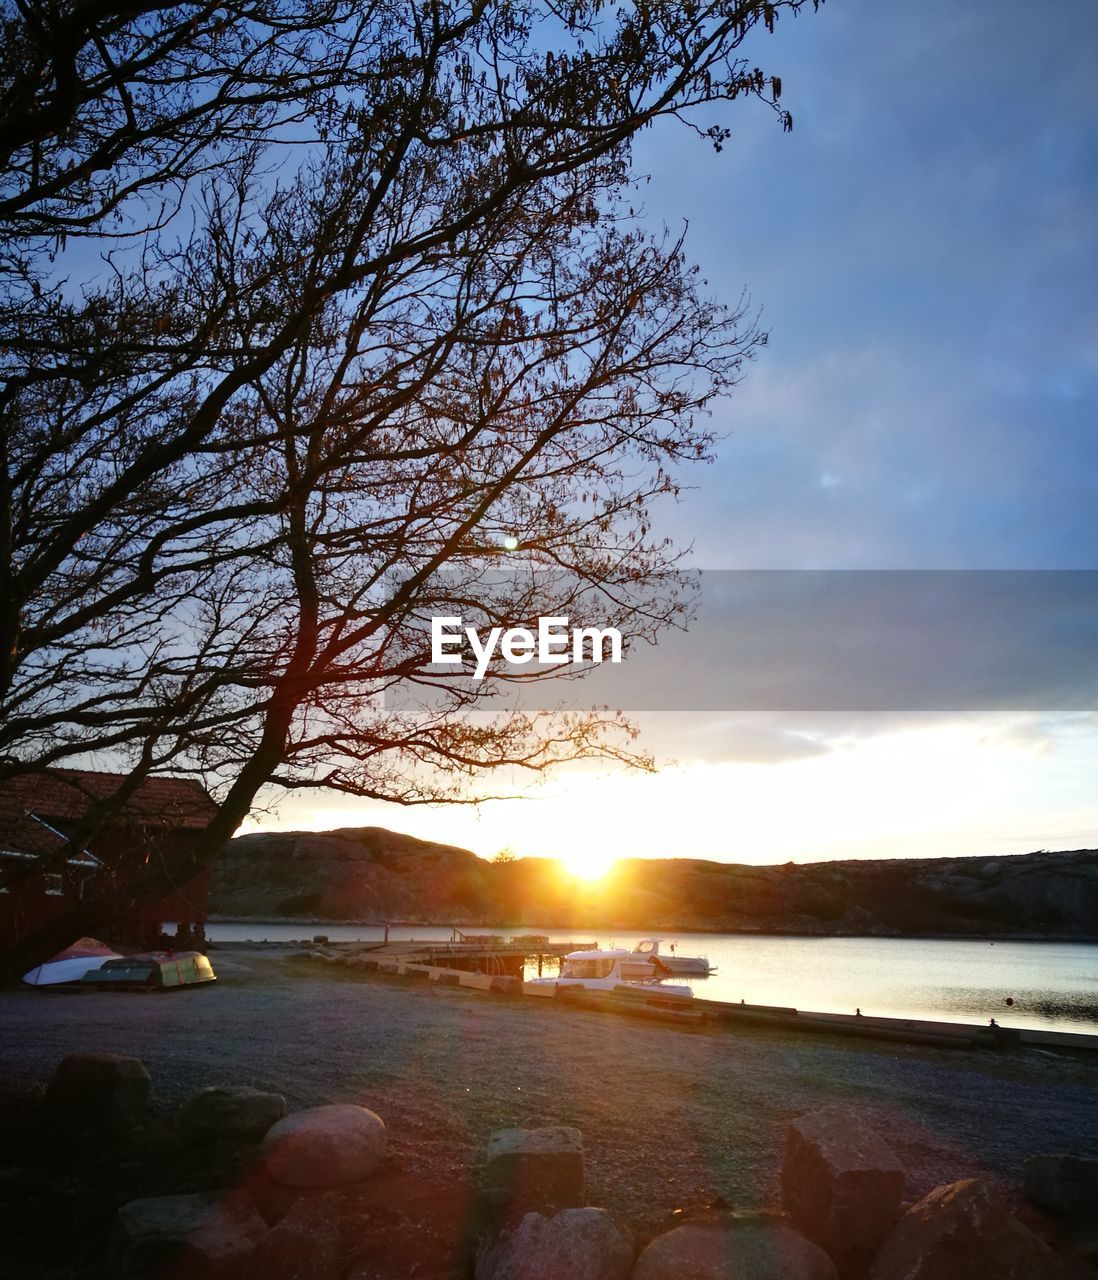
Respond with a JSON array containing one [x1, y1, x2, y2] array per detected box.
[[635, 0, 1098, 570], [260, 2, 1098, 864]]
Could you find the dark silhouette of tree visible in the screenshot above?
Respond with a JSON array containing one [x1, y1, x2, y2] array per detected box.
[[0, 0, 820, 975]]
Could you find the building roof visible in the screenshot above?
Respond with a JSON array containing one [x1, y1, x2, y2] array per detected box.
[[0, 768, 217, 859]]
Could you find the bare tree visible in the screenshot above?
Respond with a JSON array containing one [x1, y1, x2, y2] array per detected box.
[[1, 1, 820, 973]]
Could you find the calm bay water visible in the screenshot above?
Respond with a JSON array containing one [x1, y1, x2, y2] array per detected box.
[[206, 921, 1098, 1034]]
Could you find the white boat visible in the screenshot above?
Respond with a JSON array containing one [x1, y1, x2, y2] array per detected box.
[[527, 948, 694, 999], [620, 938, 714, 980], [22, 937, 122, 987]]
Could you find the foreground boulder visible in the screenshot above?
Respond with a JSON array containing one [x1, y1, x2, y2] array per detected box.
[[868, 1179, 1069, 1280], [632, 1215, 837, 1280], [1023, 1154, 1098, 1216], [44, 1052, 151, 1128], [182, 1086, 286, 1142], [110, 1191, 266, 1279], [476, 1208, 632, 1280], [245, 1192, 342, 1280], [481, 1126, 585, 1219], [782, 1106, 905, 1253], [262, 1104, 387, 1188]]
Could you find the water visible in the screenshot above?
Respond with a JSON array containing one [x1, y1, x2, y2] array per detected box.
[[206, 921, 1098, 1034]]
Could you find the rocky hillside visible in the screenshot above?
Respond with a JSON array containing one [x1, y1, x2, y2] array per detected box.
[[210, 827, 486, 922], [210, 830, 1098, 939]]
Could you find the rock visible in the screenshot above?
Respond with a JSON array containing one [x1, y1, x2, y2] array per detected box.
[[263, 1104, 387, 1188], [633, 1215, 837, 1280], [110, 1191, 266, 1279], [482, 1126, 585, 1219], [44, 1052, 151, 1127], [245, 1192, 341, 1280], [1023, 1154, 1098, 1216], [476, 1208, 632, 1280], [782, 1106, 905, 1253], [181, 1087, 286, 1142], [868, 1179, 1070, 1280]]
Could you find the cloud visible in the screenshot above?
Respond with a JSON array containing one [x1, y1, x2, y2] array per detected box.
[[618, 712, 833, 766], [470, 570, 1098, 715]]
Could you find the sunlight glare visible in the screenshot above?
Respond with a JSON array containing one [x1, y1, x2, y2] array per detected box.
[[559, 848, 617, 880]]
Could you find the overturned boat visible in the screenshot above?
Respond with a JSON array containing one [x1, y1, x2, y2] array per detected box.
[[81, 950, 216, 990], [21, 937, 122, 987]]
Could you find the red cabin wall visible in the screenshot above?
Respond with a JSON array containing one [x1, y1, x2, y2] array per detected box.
[[0, 826, 210, 952], [0, 885, 72, 948]]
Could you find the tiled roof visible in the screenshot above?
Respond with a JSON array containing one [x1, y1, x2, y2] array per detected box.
[[0, 769, 217, 856]]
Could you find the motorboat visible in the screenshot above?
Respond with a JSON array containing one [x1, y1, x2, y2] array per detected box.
[[620, 938, 714, 979], [22, 937, 122, 987], [526, 948, 693, 999]]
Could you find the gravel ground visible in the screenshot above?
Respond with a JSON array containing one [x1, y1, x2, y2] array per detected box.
[[3, 946, 1097, 1231]]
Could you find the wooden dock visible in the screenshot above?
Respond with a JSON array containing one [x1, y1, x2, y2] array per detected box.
[[359, 931, 598, 978]]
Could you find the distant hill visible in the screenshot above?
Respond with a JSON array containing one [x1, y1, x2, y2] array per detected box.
[[210, 829, 1098, 940]]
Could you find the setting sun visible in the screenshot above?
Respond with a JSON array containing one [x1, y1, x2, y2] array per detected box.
[[558, 849, 618, 880]]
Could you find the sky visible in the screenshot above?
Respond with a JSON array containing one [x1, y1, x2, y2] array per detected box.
[[640, 0, 1098, 571], [252, 0, 1098, 869]]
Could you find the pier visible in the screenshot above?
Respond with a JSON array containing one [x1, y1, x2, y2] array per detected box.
[[363, 925, 598, 978]]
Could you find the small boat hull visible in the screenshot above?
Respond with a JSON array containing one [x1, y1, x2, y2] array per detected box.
[[22, 938, 122, 987], [81, 950, 216, 990], [527, 974, 694, 999], [620, 956, 712, 979]]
